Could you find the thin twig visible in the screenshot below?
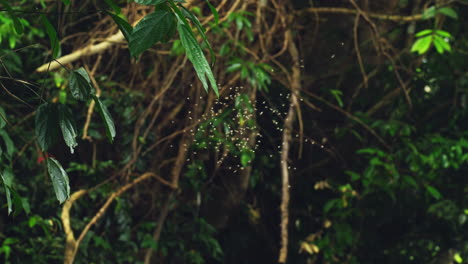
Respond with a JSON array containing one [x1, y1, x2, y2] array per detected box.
[[302, 7, 423, 22]]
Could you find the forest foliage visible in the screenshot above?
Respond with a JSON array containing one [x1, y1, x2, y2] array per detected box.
[[0, 0, 467, 264]]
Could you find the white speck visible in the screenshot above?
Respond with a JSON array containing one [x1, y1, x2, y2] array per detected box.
[[424, 85, 431, 93]]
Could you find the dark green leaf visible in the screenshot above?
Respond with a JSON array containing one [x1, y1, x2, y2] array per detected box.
[[106, 11, 133, 42], [40, 15, 60, 59], [129, 9, 176, 57], [10, 188, 28, 216], [437, 7, 458, 19], [69, 67, 94, 101], [60, 0, 71, 4], [324, 199, 341, 213], [58, 105, 78, 154], [176, 21, 218, 95], [47, 157, 70, 203], [3, 185, 13, 215], [205, 0, 219, 24], [92, 95, 116, 143], [181, 5, 216, 66], [104, 0, 121, 14], [0, 130, 14, 158], [134, 0, 167, 5], [35, 103, 60, 152], [20, 197, 30, 215], [0, 106, 7, 129], [426, 185, 442, 200], [403, 175, 418, 188], [1, 168, 14, 214]]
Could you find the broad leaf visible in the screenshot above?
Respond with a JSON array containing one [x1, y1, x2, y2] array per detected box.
[[92, 95, 116, 143], [411, 36, 432, 55], [58, 105, 78, 154], [40, 15, 60, 59], [69, 67, 94, 101], [437, 7, 458, 19], [47, 158, 70, 204], [176, 20, 218, 95], [134, 0, 167, 5], [1, 168, 14, 214], [433, 38, 444, 54], [106, 11, 133, 42], [35, 103, 60, 152], [433, 35, 451, 52], [0, 130, 14, 159], [129, 9, 176, 57]]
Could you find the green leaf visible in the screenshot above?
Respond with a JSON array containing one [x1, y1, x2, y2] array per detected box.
[[176, 17, 218, 95], [226, 63, 242, 72], [1, 168, 14, 214], [104, 0, 121, 14], [411, 36, 432, 54], [58, 105, 78, 154], [433, 36, 450, 54], [240, 149, 254, 167], [426, 185, 442, 200], [60, 0, 71, 4], [134, 0, 166, 5], [323, 199, 341, 213], [105, 11, 133, 42], [0, 130, 14, 158], [69, 67, 94, 101], [345, 170, 361, 181], [402, 175, 418, 187], [0, 0, 23, 34], [40, 15, 60, 59], [47, 158, 70, 204], [205, 0, 219, 24], [454, 253, 463, 263], [0, 106, 7, 129], [435, 30, 452, 38], [434, 35, 451, 52], [35, 103, 60, 152], [129, 9, 176, 57], [437, 7, 458, 19], [433, 37, 444, 54], [180, 5, 216, 65], [92, 95, 116, 143], [422, 6, 436, 19], [415, 29, 433, 37]]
